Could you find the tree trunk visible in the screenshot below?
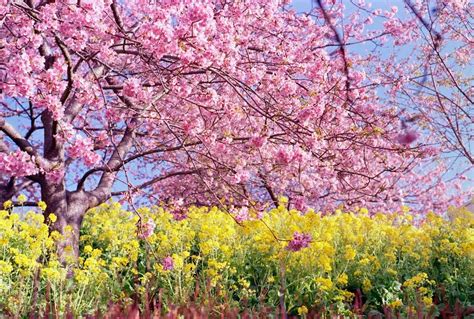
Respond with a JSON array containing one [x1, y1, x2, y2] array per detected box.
[[42, 183, 89, 262], [47, 208, 84, 262]]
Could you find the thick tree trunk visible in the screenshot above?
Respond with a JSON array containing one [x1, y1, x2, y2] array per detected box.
[[0, 178, 18, 204], [46, 207, 84, 261], [42, 184, 89, 262]]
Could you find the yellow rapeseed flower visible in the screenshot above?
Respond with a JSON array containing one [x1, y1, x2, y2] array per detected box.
[[389, 299, 403, 309], [48, 213, 57, 223], [17, 194, 27, 204], [337, 273, 349, 286], [0, 261, 13, 275], [14, 254, 35, 268], [422, 296, 433, 307], [362, 278, 372, 292], [297, 305, 308, 315], [315, 277, 333, 291], [344, 245, 356, 261], [37, 201, 47, 211], [3, 200, 13, 209]]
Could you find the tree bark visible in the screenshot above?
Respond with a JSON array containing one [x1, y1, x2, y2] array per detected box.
[[46, 207, 84, 262], [42, 182, 90, 261]]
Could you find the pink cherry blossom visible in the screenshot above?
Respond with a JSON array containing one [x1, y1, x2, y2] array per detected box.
[[275, 148, 292, 166], [396, 130, 419, 145], [68, 136, 100, 167], [286, 232, 312, 252], [45, 167, 65, 186], [162, 256, 174, 271], [0, 151, 37, 177], [234, 206, 250, 223], [123, 78, 142, 99], [139, 218, 156, 239]]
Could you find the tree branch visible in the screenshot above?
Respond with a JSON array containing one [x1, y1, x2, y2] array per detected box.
[[0, 117, 38, 156], [0, 136, 9, 153], [55, 36, 74, 105], [259, 172, 279, 208], [110, 169, 201, 197], [0, 117, 51, 175], [76, 141, 202, 191]]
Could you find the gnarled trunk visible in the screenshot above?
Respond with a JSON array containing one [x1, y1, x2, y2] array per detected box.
[[42, 183, 90, 262], [46, 206, 84, 262]]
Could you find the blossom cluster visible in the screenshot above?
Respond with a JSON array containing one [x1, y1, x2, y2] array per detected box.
[[286, 231, 312, 252]]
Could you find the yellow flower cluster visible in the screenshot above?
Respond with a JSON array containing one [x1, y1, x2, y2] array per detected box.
[[0, 207, 62, 315], [0, 200, 472, 317]]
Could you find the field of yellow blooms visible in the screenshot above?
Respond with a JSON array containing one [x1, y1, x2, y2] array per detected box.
[[0, 200, 473, 318]]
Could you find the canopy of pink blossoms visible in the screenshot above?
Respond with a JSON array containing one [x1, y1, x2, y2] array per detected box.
[[0, 0, 471, 214]]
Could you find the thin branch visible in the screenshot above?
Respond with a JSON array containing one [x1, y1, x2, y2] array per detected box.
[[0, 117, 50, 177], [259, 172, 278, 208], [110, 170, 200, 196], [55, 36, 74, 104]]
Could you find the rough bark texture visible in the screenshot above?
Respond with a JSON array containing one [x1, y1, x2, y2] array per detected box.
[[42, 186, 89, 260]]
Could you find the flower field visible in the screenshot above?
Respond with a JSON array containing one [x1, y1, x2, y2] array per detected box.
[[0, 200, 473, 318]]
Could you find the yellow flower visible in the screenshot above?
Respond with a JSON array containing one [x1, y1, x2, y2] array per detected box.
[[3, 200, 12, 209], [171, 253, 184, 270], [48, 213, 57, 223], [337, 273, 348, 286], [359, 257, 370, 266], [17, 194, 27, 204], [75, 270, 90, 285], [315, 277, 333, 291], [362, 278, 372, 292], [91, 248, 102, 258], [419, 287, 429, 295], [41, 267, 63, 281], [318, 254, 332, 272], [403, 272, 428, 289], [49, 231, 63, 241], [0, 261, 13, 275], [37, 201, 47, 211], [14, 254, 35, 268], [83, 245, 93, 254], [344, 246, 356, 261], [389, 299, 403, 309], [422, 296, 433, 307], [238, 278, 250, 289], [297, 305, 308, 315], [341, 290, 354, 301]]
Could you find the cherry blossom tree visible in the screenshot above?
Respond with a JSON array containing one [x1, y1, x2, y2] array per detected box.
[[398, 0, 473, 167], [0, 0, 470, 257]]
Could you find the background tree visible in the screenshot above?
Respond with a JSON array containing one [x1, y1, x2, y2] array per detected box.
[[0, 0, 470, 257], [402, 0, 473, 165]]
